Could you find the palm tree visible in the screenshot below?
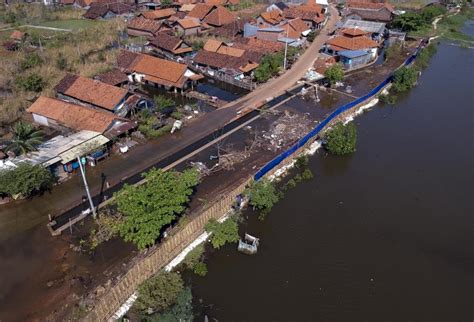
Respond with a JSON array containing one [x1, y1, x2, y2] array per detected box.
[[6, 122, 44, 155]]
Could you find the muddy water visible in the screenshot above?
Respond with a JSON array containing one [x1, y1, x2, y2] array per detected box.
[[187, 41, 474, 320]]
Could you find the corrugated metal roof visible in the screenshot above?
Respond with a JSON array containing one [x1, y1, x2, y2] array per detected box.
[[338, 50, 370, 58], [59, 134, 109, 164]]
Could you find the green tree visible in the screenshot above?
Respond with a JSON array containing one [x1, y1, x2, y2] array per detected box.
[[392, 66, 418, 93], [254, 61, 272, 82], [0, 163, 54, 198], [143, 287, 194, 322], [154, 95, 175, 112], [306, 31, 316, 42], [6, 121, 43, 155], [324, 122, 357, 155], [392, 12, 425, 31], [324, 63, 344, 86], [205, 217, 239, 249], [15, 73, 44, 92], [246, 179, 279, 214], [114, 168, 199, 250], [134, 271, 184, 314]]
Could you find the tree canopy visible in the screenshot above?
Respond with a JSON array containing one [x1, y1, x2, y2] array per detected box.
[[0, 163, 54, 198], [205, 217, 239, 249], [246, 179, 279, 214], [392, 66, 418, 93], [324, 63, 344, 85], [6, 121, 44, 155], [134, 271, 184, 314], [114, 168, 199, 250], [324, 122, 357, 155]]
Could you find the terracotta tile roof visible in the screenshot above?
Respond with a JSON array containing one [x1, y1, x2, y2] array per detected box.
[[281, 18, 309, 38], [203, 39, 223, 52], [205, 0, 225, 5], [188, 3, 214, 20], [180, 4, 196, 12], [95, 68, 129, 86], [284, 7, 325, 24], [148, 32, 193, 54], [177, 18, 201, 29], [203, 6, 236, 27], [345, 7, 392, 22], [208, 20, 243, 38], [141, 8, 176, 19], [260, 10, 284, 25], [217, 45, 245, 57], [54, 74, 128, 111], [27, 96, 117, 133], [327, 34, 378, 51], [233, 37, 284, 54], [127, 17, 163, 34], [194, 50, 254, 70], [83, 2, 132, 19], [341, 27, 368, 37], [122, 52, 188, 88], [347, 0, 394, 12]]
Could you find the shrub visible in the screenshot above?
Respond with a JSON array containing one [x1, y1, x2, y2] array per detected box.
[[295, 154, 309, 169], [171, 111, 182, 120], [246, 179, 279, 217], [301, 169, 313, 180], [134, 271, 184, 314], [392, 67, 418, 93], [0, 163, 54, 198], [15, 73, 44, 92], [154, 95, 175, 112], [205, 217, 239, 249], [56, 53, 68, 70], [324, 63, 344, 86], [324, 122, 357, 155], [306, 31, 316, 42], [192, 262, 208, 277], [20, 53, 43, 70]]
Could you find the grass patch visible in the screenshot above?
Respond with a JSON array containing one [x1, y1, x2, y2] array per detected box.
[[437, 7, 474, 42]]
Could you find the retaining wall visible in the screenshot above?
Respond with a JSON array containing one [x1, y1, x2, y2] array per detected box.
[[82, 177, 251, 321]]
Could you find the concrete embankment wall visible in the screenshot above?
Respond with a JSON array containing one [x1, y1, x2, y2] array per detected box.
[[82, 178, 251, 322]]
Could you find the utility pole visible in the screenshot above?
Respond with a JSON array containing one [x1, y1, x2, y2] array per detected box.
[[283, 26, 289, 70], [77, 156, 97, 219]]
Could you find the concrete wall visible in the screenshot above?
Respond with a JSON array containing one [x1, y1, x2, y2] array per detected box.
[[82, 177, 251, 321]]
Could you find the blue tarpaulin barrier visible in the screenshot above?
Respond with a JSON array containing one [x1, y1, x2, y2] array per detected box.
[[254, 49, 421, 181]]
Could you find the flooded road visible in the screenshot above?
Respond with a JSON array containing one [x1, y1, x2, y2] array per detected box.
[[187, 41, 474, 321]]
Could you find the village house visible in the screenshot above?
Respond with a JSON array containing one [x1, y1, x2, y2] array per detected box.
[[283, 4, 326, 29], [54, 74, 130, 117], [323, 27, 380, 69], [174, 18, 201, 36], [233, 37, 284, 55], [179, 4, 196, 12], [281, 17, 311, 39], [27, 96, 137, 138], [202, 5, 236, 27], [12, 130, 111, 180], [204, 0, 240, 6], [127, 16, 167, 37], [139, 8, 176, 20], [343, 0, 395, 23], [187, 3, 215, 21], [193, 39, 260, 80], [147, 32, 193, 59], [117, 50, 201, 91], [339, 19, 386, 40], [258, 10, 285, 26], [83, 1, 133, 19]]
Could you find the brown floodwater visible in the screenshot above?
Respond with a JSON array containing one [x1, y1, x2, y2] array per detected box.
[[186, 38, 474, 321]]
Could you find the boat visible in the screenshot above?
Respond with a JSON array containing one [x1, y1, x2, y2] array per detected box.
[[237, 233, 260, 255]]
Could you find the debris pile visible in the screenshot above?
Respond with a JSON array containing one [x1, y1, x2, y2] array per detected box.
[[261, 111, 313, 151]]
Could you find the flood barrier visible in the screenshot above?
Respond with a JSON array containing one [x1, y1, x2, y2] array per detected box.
[[254, 50, 420, 181]]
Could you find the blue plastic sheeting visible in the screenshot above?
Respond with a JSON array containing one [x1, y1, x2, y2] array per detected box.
[[254, 49, 420, 181]]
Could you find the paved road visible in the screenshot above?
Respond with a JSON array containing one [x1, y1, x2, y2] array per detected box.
[[0, 6, 340, 236], [225, 5, 340, 112]]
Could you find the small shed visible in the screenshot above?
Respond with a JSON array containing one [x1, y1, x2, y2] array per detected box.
[[338, 50, 372, 70]]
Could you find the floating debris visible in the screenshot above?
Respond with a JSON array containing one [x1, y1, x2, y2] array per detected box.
[[237, 233, 260, 255]]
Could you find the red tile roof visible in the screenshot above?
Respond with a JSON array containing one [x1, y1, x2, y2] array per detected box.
[[148, 32, 193, 54], [141, 8, 176, 20], [260, 10, 284, 25], [95, 68, 129, 86], [188, 3, 214, 20], [27, 96, 117, 133], [341, 27, 368, 37], [54, 74, 128, 111], [203, 5, 236, 26], [327, 34, 378, 51], [127, 17, 163, 35]]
